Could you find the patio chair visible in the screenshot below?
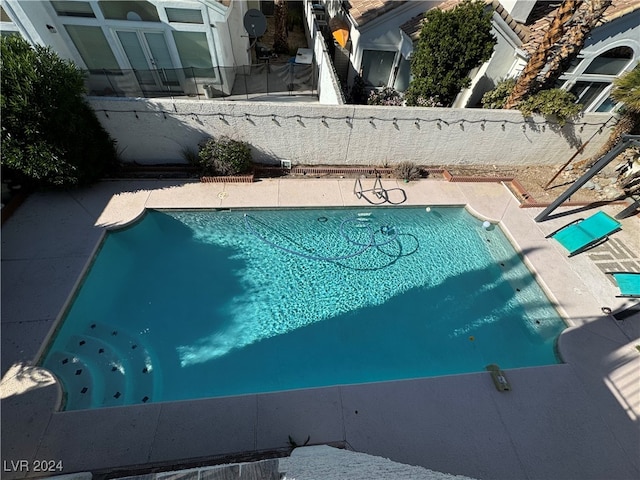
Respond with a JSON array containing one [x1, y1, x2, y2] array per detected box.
[[606, 272, 640, 298], [546, 211, 621, 257]]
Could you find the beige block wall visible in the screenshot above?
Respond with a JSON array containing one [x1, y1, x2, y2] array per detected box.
[[89, 97, 616, 167]]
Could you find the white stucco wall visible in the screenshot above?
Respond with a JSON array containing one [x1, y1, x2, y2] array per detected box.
[[8, 1, 78, 60], [304, 1, 344, 105], [89, 97, 615, 166], [317, 48, 345, 105]]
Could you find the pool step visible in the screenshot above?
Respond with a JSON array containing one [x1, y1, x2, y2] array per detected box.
[[45, 351, 97, 410], [84, 323, 157, 405], [45, 323, 158, 410], [67, 335, 128, 408]]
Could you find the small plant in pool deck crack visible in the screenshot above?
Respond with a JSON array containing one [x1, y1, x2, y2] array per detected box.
[[288, 435, 310, 448], [196, 136, 252, 176]]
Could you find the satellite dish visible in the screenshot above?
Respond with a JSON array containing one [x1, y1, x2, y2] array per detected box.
[[243, 9, 267, 38]]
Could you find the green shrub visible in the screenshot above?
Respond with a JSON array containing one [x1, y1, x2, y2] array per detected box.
[[481, 78, 516, 109], [197, 137, 252, 176], [393, 161, 422, 181], [518, 89, 583, 126], [0, 35, 117, 187]]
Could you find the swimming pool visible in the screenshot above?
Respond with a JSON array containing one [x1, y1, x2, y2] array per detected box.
[[42, 207, 565, 410]]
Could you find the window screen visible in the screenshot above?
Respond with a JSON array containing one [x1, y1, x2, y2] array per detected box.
[[569, 81, 609, 108], [394, 57, 411, 92]]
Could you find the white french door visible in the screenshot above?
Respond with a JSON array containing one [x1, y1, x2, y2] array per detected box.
[[116, 30, 180, 91]]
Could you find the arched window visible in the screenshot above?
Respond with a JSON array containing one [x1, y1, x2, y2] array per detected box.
[[583, 46, 633, 75], [561, 46, 635, 112]]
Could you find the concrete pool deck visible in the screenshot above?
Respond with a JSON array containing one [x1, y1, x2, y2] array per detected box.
[[1, 178, 639, 480]]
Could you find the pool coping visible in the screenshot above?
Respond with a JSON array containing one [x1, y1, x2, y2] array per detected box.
[[1, 178, 638, 480]]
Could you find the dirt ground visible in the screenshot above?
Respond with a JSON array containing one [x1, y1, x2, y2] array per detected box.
[[446, 162, 627, 204]]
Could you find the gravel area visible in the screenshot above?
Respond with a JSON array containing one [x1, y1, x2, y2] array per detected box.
[[445, 163, 628, 204]]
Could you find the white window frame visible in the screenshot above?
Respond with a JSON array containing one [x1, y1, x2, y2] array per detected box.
[[0, 2, 24, 37], [360, 49, 398, 88], [558, 42, 637, 112]]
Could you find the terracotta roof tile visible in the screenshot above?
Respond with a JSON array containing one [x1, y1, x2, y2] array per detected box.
[[346, 0, 406, 26], [597, 0, 640, 23]]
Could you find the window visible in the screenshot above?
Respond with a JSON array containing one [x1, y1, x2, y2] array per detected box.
[[583, 46, 633, 75], [98, 1, 160, 22], [563, 56, 582, 74], [166, 8, 203, 24], [172, 31, 213, 78], [559, 46, 636, 112], [51, 1, 95, 18], [65, 25, 119, 70], [361, 50, 395, 87], [595, 97, 617, 112], [569, 81, 610, 108], [1, 5, 12, 22], [1, 5, 21, 37], [393, 57, 411, 92]]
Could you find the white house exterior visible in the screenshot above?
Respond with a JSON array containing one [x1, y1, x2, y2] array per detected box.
[[319, 0, 438, 90], [2, 0, 638, 110], [516, 0, 640, 112], [0, 0, 251, 97], [319, 0, 640, 111]]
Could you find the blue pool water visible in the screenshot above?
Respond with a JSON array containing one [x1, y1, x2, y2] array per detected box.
[[42, 207, 565, 410]]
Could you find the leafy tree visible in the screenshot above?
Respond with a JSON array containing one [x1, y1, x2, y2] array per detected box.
[[405, 0, 496, 107], [1, 36, 117, 187]]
